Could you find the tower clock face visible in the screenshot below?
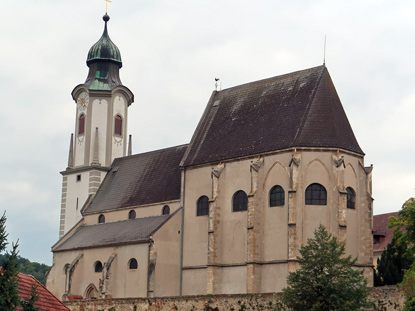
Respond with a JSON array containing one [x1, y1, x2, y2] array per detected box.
[[77, 92, 89, 110]]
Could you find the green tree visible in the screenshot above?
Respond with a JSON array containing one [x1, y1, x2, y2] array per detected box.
[[21, 284, 40, 311], [374, 230, 412, 286], [281, 225, 369, 311], [0, 212, 21, 310]]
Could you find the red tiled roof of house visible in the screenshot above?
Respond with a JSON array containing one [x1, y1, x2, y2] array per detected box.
[[17, 272, 69, 311], [373, 212, 399, 253]]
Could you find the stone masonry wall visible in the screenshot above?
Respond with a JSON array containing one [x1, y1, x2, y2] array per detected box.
[[64, 286, 404, 311]]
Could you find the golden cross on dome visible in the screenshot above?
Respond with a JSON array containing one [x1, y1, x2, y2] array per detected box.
[[105, 0, 112, 13]]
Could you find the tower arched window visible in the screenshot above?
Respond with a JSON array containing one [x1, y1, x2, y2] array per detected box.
[[98, 214, 105, 223], [114, 115, 122, 136], [269, 185, 285, 207], [305, 183, 327, 205], [346, 187, 356, 209], [197, 195, 209, 216], [79, 114, 85, 135], [233, 190, 248, 212], [94, 261, 103, 273], [128, 258, 138, 270], [128, 210, 136, 219], [162, 205, 170, 215]]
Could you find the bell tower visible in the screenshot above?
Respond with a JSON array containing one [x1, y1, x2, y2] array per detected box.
[[58, 14, 134, 238]]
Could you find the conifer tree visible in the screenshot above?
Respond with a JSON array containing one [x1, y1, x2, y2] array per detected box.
[[0, 212, 21, 310], [22, 284, 40, 311], [374, 230, 412, 286], [281, 225, 369, 311]]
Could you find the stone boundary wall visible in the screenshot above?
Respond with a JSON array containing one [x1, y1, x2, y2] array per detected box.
[[65, 286, 404, 311]]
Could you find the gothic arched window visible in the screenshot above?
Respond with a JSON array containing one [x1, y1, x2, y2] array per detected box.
[[128, 258, 138, 270], [114, 115, 122, 136], [94, 261, 103, 273], [128, 210, 136, 219], [79, 114, 85, 135], [233, 190, 248, 212], [305, 183, 327, 205], [196, 195, 209, 216], [269, 185, 285, 207], [346, 187, 356, 209], [162, 205, 170, 215], [98, 214, 105, 223]]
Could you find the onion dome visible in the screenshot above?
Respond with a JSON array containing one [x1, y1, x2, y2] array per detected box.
[[87, 14, 122, 67], [84, 14, 123, 91]]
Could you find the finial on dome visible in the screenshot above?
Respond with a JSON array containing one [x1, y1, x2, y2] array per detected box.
[[103, 13, 110, 22]]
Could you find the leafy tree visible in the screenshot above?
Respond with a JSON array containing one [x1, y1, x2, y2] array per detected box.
[[374, 230, 412, 286], [0, 212, 21, 310], [0, 255, 51, 286], [281, 225, 369, 311], [389, 197, 415, 259]]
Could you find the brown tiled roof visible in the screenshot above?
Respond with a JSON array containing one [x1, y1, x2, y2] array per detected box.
[[17, 272, 69, 311], [84, 144, 187, 214], [54, 214, 172, 252], [373, 212, 399, 252], [182, 65, 363, 167]]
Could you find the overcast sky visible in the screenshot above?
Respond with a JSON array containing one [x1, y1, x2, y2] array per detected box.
[[2, 0, 415, 265]]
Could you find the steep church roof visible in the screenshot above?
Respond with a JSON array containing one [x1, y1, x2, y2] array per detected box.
[[54, 214, 173, 252], [181, 65, 363, 167], [83, 144, 187, 214]]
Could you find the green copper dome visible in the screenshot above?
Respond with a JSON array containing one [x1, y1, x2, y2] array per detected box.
[[87, 14, 122, 67]]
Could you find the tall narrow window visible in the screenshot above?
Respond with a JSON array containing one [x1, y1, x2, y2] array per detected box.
[[233, 190, 248, 212], [197, 196, 209, 216], [346, 187, 356, 209], [98, 214, 105, 223], [305, 183, 327, 205], [162, 205, 170, 215], [269, 185, 285, 207], [79, 114, 85, 135], [114, 115, 122, 136]]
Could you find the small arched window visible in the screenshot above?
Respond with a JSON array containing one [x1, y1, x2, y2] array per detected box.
[[128, 210, 136, 219], [233, 190, 248, 212], [79, 114, 85, 135], [98, 214, 105, 223], [114, 115, 122, 136], [197, 196, 209, 216], [94, 261, 103, 273], [346, 187, 356, 209], [129, 258, 138, 270], [269, 185, 285, 207], [305, 183, 327, 205], [162, 205, 170, 215]]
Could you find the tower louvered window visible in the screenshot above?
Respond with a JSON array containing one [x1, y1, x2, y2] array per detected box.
[[114, 115, 122, 135], [79, 114, 85, 135]]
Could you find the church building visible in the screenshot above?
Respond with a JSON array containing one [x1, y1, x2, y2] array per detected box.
[[46, 14, 374, 300]]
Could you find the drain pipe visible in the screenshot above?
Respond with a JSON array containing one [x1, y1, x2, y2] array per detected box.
[[179, 168, 186, 296]]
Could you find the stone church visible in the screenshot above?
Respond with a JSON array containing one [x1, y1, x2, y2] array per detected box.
[[46, 14, 374, 300]]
